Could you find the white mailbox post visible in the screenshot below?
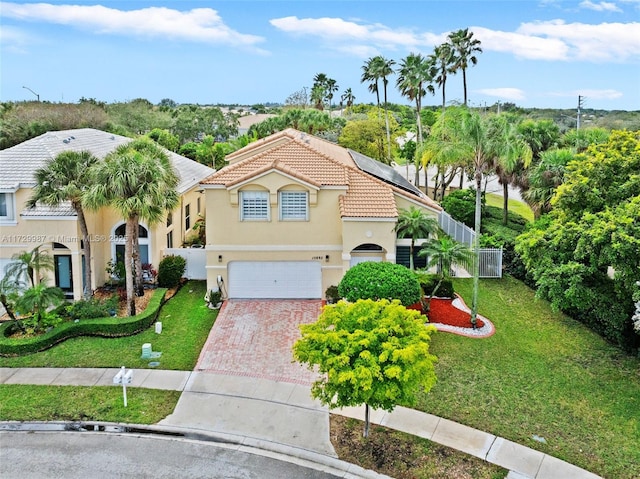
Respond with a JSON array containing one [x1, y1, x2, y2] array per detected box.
[[113, 366, 133, 407]]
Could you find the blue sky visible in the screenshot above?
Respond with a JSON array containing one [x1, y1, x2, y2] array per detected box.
[[1, 0, 639, 110]]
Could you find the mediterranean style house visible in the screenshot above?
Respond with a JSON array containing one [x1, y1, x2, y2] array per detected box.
[[0, 128, 214, 300], [201, 128, 442, 299]]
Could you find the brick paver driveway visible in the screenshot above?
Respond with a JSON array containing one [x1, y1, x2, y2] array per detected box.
[[195, 300, 323, 385]]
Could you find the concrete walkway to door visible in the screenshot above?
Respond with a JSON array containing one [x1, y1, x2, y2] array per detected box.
[[195, 300, 323, 385]]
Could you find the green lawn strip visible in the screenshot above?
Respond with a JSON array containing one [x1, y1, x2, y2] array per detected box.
[[417, 276, 640, 479], [485, 192, 534, 222], [0, 281, 216, 370], [0, 384, 180, 424], [330, 415, 507, 479]]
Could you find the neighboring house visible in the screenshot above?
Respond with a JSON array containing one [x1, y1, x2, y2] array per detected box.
[[201, 128, 441, 299], [0, 128, 214, 299], [236, 113, 277, 136]]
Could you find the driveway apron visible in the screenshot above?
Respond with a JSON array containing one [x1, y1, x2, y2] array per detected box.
[[195, 299, 323, 385]]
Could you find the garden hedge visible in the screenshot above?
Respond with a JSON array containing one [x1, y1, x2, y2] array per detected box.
[[0, 288, 167, 357]]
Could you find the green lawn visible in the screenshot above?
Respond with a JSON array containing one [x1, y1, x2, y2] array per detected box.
[[0, 385, 180, 423], [417, 276, 639, 479], [0, 281, 217, 370], [485, 192, 534, 222]]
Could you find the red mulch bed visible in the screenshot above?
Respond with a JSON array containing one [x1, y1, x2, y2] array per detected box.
[[409, 297, 484, 329]]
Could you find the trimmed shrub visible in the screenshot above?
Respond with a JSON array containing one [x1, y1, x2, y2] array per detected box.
[[0, 289, 167, 356], [59, 295, 119, 320], [338, 262, 421, 306], [415, 272, 455, 298], [441, 188, 484, 228], [157, 255, 186, 288]]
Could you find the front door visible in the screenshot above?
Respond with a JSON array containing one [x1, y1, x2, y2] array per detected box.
[[55, 255, 73, 298]]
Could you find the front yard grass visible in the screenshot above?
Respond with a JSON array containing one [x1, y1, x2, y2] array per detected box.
[[0, 384, 180, 424], [0, 281, 216, 370], [418, 275, 639, 479]]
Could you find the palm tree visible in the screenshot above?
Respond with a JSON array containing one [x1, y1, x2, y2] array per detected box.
[[16, 282, 65, 333], [361, 57, 383, 110], [85, 138, 179, 316], [448, 28, 482, 106], [418, 235, 475, 311], [0, 275, 24, 326], [423, 107, 531, 325], [522, 148, 574, 218], [396, 53, 435, 146], [394, 207, 440, 270], [27, 150, 99, 298], [5, 245, 54, 287], [487, 115, 533, 225], [326, 78, 339, 112], [430, 43, 456, 111], [365, 56, 397, 163], [341, 88, 355, 110]]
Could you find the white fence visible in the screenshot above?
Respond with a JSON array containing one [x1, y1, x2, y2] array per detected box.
[[165, 248, 207, 280], [452, 248, 503, 278], [439, 211, 475, 247]]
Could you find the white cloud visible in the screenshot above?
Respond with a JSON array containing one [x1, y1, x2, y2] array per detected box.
[[517, 20, 640, 62], [0, 25, 32, 53], [471, 26, 570, 60], [476, 88, 526, 100], [0, 2, 267, 53], [549, 89, 623, 99], [579, 1, 623, 12], [270, 16, 445, 57]]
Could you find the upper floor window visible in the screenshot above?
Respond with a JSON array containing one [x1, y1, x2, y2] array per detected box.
[[185, 204, 191, 230], [0, 193, 15, 222], [241, 191, 269, 221], [279, 191, 308, 221], [166, 212, 173, 227]]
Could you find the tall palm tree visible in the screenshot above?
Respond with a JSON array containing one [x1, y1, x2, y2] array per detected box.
[[423, 107, 531, 325], [326, 78, 339, 112], [85, 138, 179, 316], [394, 207, 440, 270], [418, 235, 475, 311], [487, 115, 533, 225], [448, 28, 482, 106], [340, 88, 355, 114], [430, 43, 456, 111], [396, 53, 435, 146], [27, 150, 99, 298], [361, 57, 383, 111], [373, 56, 396, 163]]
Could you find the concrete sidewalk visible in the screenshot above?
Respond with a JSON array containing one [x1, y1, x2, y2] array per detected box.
[[0, 367, 602, 479]]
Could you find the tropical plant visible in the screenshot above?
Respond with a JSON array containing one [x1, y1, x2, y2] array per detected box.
[[0, 275, 24, 326], [394, 207, 440, 270], [522, 148, 575, 218], [447, 28, 482, 106], [157, 255, 186, 288], [16, 282, 65, 333], [27, 150, 99, 298], [5, 245, 54, 288], [293, 298, 437, 437], [396, 53, 435, 145], [340, 88, 355, 111], [85, 138, 179, 315], [418, 236, 475, 311], [424, 107, 532, 325]]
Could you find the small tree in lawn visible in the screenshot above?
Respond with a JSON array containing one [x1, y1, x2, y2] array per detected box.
[[294, 299, 437, 437], [418, 236, 475, 314]]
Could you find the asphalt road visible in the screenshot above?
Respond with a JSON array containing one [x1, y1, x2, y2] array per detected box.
[[0, 431, 342, 479]]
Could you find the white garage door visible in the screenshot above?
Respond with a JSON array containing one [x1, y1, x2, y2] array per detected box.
[[228, 261, 322, 299]]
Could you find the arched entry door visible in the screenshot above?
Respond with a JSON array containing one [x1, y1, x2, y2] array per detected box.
[[350, 243, 386, 267]]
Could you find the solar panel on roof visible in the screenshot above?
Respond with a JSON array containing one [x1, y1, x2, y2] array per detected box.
[[348, 149, 423, 197]]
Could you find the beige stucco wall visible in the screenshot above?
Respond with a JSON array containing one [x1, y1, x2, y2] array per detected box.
[[1, 186, 202, 300]]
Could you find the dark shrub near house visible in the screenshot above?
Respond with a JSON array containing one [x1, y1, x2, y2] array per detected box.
[[338, 261, 422, 307], [157, 255, 186, 288]]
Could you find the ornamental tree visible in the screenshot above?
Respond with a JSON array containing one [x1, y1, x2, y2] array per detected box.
[[293, 299, 437, 437], [338, 261, 422, 306]]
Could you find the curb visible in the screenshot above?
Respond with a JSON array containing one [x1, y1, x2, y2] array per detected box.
[[0, 421, 392, 479]]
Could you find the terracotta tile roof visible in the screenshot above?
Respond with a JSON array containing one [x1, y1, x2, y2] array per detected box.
[[203, 128, 441, 218]]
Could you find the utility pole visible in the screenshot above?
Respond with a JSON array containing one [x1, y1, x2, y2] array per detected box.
[[22, 86, 40, 102], [577, 95, 585, 130]]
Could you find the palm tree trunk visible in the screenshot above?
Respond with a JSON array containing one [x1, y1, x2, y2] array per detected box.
[[409, 239, 415, 270], [133, 223, 144, 297], [463, 68, 468, 106], [75, 205, 92, 299], [502, 182, 509, 225], [125, 217, 136, 316], [471, 168, 482, 328]]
